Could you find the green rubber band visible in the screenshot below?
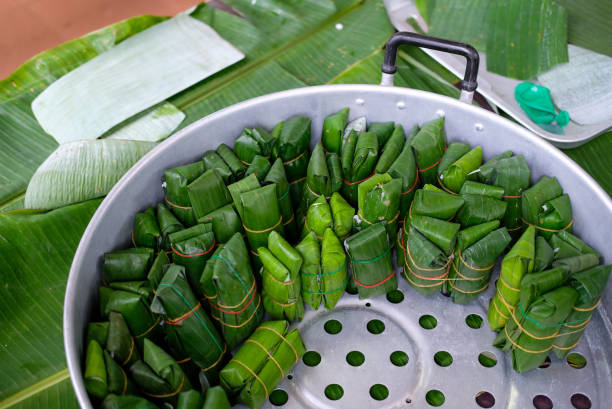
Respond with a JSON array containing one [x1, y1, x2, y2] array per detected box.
[[210, 255, 249, 292], [302, 259, 347, 277], [350, 247, 391, 264], [303, 278, 349, 295], [518, 304, 590, 329], [158, 283, 224, 353], [277, 186, 290, 202]]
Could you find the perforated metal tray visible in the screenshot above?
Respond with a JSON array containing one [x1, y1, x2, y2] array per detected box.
[[65, 85, 612, 409], [258, 274, 609, 409]]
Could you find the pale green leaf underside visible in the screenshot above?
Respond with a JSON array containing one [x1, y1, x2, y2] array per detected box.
[[554, 0, 612, 58], [538, 45, 612, 125], [32, 15, 243, 144], [105, 102, 185, 142], [428, 0, 490, 50], [24, 139, 155, 209], [0, 14, 166, 207], [486, 0, 568, 79]]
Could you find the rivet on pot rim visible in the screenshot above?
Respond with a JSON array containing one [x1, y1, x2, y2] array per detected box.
[[475, 123, 484, 132], [436, 109, 445, 117], [355, 98, 365, 106], [396, 101, 406, 109], [335, 23, 344, 30]]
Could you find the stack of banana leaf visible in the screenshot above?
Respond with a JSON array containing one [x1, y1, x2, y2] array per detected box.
[[398, 185, 463, 296], [297, 228, 348, 310], [259, 231, 305, 322], [521, 176, 574, 238], [488, 224, 611, 371], [220, 321, 306, 409], [346, 223, 397, 299], [200, 233, 264, 350], [302, 192, 354, 241]]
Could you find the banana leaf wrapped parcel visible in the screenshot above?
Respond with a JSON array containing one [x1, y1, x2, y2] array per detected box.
[[345, 223, 397, 299], [217, 143, 247, 181], [341, 116, 366, 148], [494, 286, 578, 373], [477, 152, 531, 237], [455, 190, 508, 227], [202, 150, 233, 184], [87, 321, 109, 349], [274, 116, 312, 207], [104, 248, 154, 282], [234, 127, 275, 166], [302, 193, 354, 240], [301, 143, 342, 210], [106, 311, 140, 368], [245, 155, 271, 181], [197, 204, 241, 244], [534, 235, 554, 272], [239, 184, 284, 268], [437, 142, 470, 184], [186, 169, 232, 220], [101, 394, 158, 409], [322, 107, 349, 154], [86, 339, 138, 400], [219, 321, 306, 409], [522, 176, 573, 238], [400, 215, 459, 296], [164, 161, 205, 226], [552, 264, 612, 358], [341, 130, 378, 204], [355, 173, 401, 243], [488, 226, 536, 331], [169, 224, 215, 292], [151, 264, 227, 385], [176, 390, 203, 409], [264, 158, 299, 242], [297, 228, 348, 310], [200, 233, 264, 350], [410, 117, 446, 185], [202, 386, 231, 409], [409, 186, 464, 221], [228, 174, 260, 219], [387, 126, 419, 221], [368, 121, 395, 148], [259, 231, 304, 322], [129, 338, 193, 405], [157, 203, 184, 251], [375, 125, 405, 174], [133, 207, 161, 250], [549, 230, 600, 260], [438, 146, 482, 193], [449, 221, 511, 304]]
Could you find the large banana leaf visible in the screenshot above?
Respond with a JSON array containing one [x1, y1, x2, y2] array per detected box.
[[0, 199, 100, 408], [1, 1, 612, 408]]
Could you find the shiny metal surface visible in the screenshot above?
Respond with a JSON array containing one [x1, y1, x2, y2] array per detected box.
[[65, 84, 612, 409], [383, 0, 612, 148]]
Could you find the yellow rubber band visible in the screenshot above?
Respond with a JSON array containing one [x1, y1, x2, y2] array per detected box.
[[491, 296, 510, 320], [282, 212, 296, 226], [231, 359, 269, 398], [402, 268, 445, 288], [552, 337, 582, 351], [448, 279, 489, 294], [264, 270, 297, 286], [201, 344, 228, 372], [144, 374, 184, 398], [289, 176, 306, 185], [212, 295, 261, 328], [176, 356, 192, 364], [246, 339, 285, 378], [563, 317, 591, 329], [256, 326, 299, 364], [164, 196, 192, 210], [573, 299, 600, 312], [405, 238, 452, 272], [504, 325, 552, 354], [244, 216, 283, 234], [521, 217, 574, 233], [511, 309, 560, 340], [135, 316, 161, 338], [498, 274, 520, 292], [121, 336, 135, 366], [457, 247, 495, 271], [283, 150, 306, 166], [216, 281, 256, 309]]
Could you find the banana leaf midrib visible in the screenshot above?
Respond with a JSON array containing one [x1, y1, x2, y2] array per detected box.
[[171, 1, 363, 111]]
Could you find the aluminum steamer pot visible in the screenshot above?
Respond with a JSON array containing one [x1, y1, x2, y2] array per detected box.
[[65, 33, 612, 409]]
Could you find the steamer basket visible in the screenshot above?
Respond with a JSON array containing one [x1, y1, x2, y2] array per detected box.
[[65, 34, 612, 409]]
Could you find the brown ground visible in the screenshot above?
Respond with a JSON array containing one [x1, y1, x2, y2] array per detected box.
[[0, 0, 198, 78]]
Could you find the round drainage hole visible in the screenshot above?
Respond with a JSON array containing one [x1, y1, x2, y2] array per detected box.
[[465, 314, 483, 329], [269, 389, 289, 406], [434, 351, 453, 367], [419, 314, 437, 329], [426, 390, 445, 407], [539, 356, 551, 369], [390, 350, 409, 367], [571, 393, 592, 409], [475, 391, 495, 408], [367, 319, 385, 334], [386, 290, 404, 303], [532, 394, 553, 409], [567, 352, 587, 369], [370, 384, 389, 401], [287, 374, 293, 380], [478, 351, 497, 368], [346, 351, 365, 366], [324, 319, 342, 335], [303, 351, 321, 367], [325, 384, 344, 400], [365, 302, 371, 307]]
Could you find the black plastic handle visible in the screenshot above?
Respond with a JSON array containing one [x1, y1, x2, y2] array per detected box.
[[382, 32, 480, 92]]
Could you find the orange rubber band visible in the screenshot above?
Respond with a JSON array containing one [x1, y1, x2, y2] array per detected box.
[[244, 217, 282, 234], [171, 239, 215, 258], [353, 270, 395, 288]]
